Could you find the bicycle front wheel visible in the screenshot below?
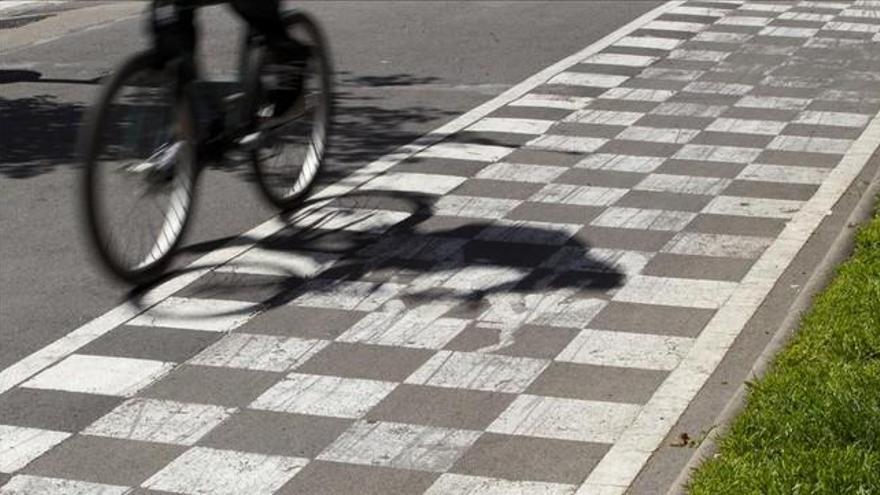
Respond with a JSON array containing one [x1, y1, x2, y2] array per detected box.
[[81, 52, 198, 284], [249, 11, 333, 210]]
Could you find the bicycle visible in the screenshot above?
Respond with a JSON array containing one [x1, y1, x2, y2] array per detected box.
[[79, 7, 332, 285]]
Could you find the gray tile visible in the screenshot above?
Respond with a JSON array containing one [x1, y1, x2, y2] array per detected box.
[[574, 226, 676, 252], [527, 362, 665, 404], [488, 105, 572, 122], [659, 13, 720, 24], [782, 123, 864, 140], [680, 40, 739, 52], [554, 169, 646, 188], [77, 326, 221, 364], [569, 63, 645, 77], [808, 99, 880, 115], [632, 28, 694, 40], [755, 150, 842, 168], [635, 114, 716, 130], [724, 52, 790, 67], [393, 157, 488, 178], [614, 190, 714, 212], [669, 91, 742, 107], [0, 388, 122, 433], [276, 460, 437, 495], [535, 84, 607, 98], [0, 474, 9, 489], [748, 85, 822, 100], [603, 45, 671, 58], [237, 306, 367, 340], [685, 213, 787, 237], [550, 122, 626, 139], [505, 202, 603, 225], [174, 272, 293, 303], [654, 159, 745, 179], [295, 342, 433, 382], [589, 302, 716, 338], [722, 180, 817, 201], [503, 149, 584, 167], [450, 433, 608, 485], [720, 106, 800, 121], [367, 385, 516, 430], [621, 77, 689, 91], [451, 179, 543, 200], [690, 131, 775, 149], [413, 216, 488, 237], [199, 409, 351, 458], [641, 253, 755, 281], [597, 140, 684, 157], [452, 131, 534, 149], [445, 324, 579, 360], [588, 98, 659, 114], [140, 365, 281, 407], [23, 435, 184, 487], [653, 58, 716, 72]]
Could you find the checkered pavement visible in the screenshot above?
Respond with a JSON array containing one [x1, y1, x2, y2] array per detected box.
[[3, 1, 880, 493]]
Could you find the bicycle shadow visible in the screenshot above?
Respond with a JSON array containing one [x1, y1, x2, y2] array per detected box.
[[128, 189, 628, 336]]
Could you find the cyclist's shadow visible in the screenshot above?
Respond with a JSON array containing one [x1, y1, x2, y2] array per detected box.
[[129, 188, 627, 329]]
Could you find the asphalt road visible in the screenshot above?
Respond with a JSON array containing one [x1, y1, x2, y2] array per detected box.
[[0, 0, 660, 371]]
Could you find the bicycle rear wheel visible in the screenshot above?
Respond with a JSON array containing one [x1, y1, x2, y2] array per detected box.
[[249, 11, 333, 210], [81, 52, 198, 284]]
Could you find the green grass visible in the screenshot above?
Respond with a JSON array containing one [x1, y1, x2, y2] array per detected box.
[[688, 200, 880, 495]]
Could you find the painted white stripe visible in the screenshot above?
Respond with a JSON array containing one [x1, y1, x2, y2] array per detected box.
[[635, 174, 731, 195], [737, 163, 829, 185], [549, 72, 630, 88], [684, 81, 754, 96], [526, 135, 608, 153], [425, 474, 576, 495], [129, 296, 259, 332], [576, 153, 666, 173], [22, 354, 173, 397], [600, 87, 676, 102], [759, 26, 819, 37], [674, 144, 763, 164], [736, 95, 811, 110], [616, 126, 699, 144], [564, 109, 644, 126], [583, 53, 658, 67], [416, 142, 514, 162], [0, 426, 70, 473], [614, 35, 683, 50], [794, 111, 871, 128], [468, 117, 556, 135], [251, 373, 397, 418], [0, 476, 128, 495], [476, 162, 567, 183], [591, 207, 697, 232], [488, 395, 641, 443], [706, 118, 787, 135], [662, 231, 773, 258], [557, 329, 693, 371], [768, 135, 854, 155], [510, 93, 593, 110], [644, 20, 707, 32], [703, 196, 804, 219], [612, 275, 737, 309]]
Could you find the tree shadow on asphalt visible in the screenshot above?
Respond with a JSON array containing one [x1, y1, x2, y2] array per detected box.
[[127, 189, 626, 329]]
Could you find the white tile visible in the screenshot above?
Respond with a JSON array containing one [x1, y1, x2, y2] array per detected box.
[[823, 21, 880, 33], [673, 144, 763, 164], [799, 1, 849, 7], [758, 26, 818, 37], [189, 333, 328, 372], [0, 475, 128, 495], [778, 11, 834, 22], [406, 351, 549, 393], [564, 109, 644, 126], [735, 95, 811, 111], [143, 447, 306, 495], [669, 49, 730, 62], [548, 72, 629, 88], [290, 279, 402, 311], [600, 88, 676, 102], [591, 207, 697, 231], [83, 398, 232, 446], [794, 111, 871, 128], [692, 31, 752, 42], [338, 302, 468, 349], [250, 373, 396, 418], [575, 153, 665, 173], [614, 36, 683, 50], [531, 183, 629, 207], [129, 296, 259, 332], [474, 290, 606, 331], [557, 329, 693, 371], [476, 162, 566, 183], [543, 246, 653, 275], [218, 248, 338, 278], [716, 15, 771, 26], [684, 81, 754, 96], [526, 135, 608, 153], [318, 421, 481, 472], [740, 2, 790, 12], [737, 163, 828, 185], [767, 135, 853, 155], [511, 93, 593, 110], [417, 142, 513, 162], [706, 118, 787, 135], [437, 265, 528, 293], [652, 102, 727, 118], [425, 474, 577, 495], [433, 195, 522, 219], [616, 126, 699, 144], [635, 174, 731, 195], [612, 275, 737, 309], [22, 354, 173, 397], [468, 118, 555, 135], [294, 206, 410, 234], [476, 220, 581, 245], [583, 53, 657, 67], [663, 231, 772, 258], [703, 196, 803, 219], [644, 20, 706, 32], [488, 395, 640, 443], [361, 172, 466, 196], [640, 68, 705, 82], [0, 426, 70, 473]]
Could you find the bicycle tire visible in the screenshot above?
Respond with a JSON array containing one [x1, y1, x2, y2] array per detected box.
[[81, 51, 198, 284], [249, 10, 333, 210]]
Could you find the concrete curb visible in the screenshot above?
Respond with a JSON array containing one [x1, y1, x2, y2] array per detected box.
[[665, 156, 880, 495]]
